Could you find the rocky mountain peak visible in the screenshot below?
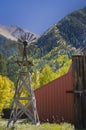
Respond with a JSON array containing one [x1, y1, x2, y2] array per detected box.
[[0, 25, 39, 41]]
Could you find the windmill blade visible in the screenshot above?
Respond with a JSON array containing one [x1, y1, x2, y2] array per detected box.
[[28, 33, 34, 41], [17, 32, 38, 51], [30, 36, 37, 42], [27, 39, 38, 46], [18, 38, 23, 43], [23, 32, 31, 41], [28, 35, 37, 45], [27, 32, 31, 40], [25, 32, 29, 40], [22, 34, 26, 41]]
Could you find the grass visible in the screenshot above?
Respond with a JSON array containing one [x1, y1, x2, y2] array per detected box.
[[0, 119, 75, 130]]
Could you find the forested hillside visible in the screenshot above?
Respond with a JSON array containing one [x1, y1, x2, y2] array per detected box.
[[0, 34, 18, 58], [0, 6, 86, 89], [36, 6, 86, 57]]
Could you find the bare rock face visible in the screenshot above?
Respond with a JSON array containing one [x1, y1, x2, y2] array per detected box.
[[0, 25, 39, 41]]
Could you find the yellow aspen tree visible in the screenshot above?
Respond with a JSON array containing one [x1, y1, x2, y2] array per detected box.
[[39, 65, 57, 87], [0, 75, 14, 113]]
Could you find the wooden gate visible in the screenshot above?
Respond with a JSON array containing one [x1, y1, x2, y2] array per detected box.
[[72, 55, 86, 129]]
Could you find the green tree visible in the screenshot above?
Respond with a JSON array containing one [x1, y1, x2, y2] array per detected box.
[[0, 54, 7, 76], [7, 58, 19, 83]]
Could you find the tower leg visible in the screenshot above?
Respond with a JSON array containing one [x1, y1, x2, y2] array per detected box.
[[7, 71, 39, 128]]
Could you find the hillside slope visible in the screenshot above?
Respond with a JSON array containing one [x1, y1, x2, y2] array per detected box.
[[36, 6, 86, 57]]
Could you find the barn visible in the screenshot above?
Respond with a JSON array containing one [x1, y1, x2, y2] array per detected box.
[[35, 55, 86, 129]]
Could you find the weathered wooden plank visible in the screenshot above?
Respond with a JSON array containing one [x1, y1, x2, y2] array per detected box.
[[15, 100, 34, 122], [72, 55, 86, 129]]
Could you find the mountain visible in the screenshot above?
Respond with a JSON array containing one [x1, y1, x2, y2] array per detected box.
[[0, 25, 39, 58], [36, 6, 86, 57], [0, 7, 86, 85], [0, 25, 38, 41], [0, 7, 86, 59]]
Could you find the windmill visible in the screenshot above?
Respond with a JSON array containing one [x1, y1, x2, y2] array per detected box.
[[7, 32, 40, 127]]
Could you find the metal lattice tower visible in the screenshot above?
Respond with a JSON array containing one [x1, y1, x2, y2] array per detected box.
[[7, 33, 39, 127]]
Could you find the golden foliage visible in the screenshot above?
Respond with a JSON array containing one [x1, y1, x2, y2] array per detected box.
[[0, 75, 14, 113]]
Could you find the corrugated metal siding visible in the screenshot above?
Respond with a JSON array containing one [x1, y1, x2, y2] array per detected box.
[[35, 70, 74, 123]]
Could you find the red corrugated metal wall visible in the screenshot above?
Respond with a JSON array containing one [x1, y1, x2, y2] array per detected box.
[[35, 70, 74, 123]]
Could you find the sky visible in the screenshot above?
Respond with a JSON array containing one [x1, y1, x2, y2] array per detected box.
[[0, 0, 86, 35]]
